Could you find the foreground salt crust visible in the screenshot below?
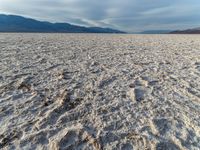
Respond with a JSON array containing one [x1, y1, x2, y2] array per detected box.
[[0, 33, 200, 149]]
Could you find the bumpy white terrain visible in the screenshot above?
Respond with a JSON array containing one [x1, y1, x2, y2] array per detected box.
[[0, 34, 200, 150]]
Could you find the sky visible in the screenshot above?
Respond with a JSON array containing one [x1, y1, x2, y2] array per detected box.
[[0, 0, 200, 32]]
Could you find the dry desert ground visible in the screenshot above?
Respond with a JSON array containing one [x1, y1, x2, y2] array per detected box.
[[0, 33, 200, 150]]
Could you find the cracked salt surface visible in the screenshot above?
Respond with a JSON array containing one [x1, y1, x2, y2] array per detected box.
[[0, 33, 200, 150]]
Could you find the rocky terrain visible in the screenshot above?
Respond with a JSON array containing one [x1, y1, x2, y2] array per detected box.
[[0, 33, 200, 150]]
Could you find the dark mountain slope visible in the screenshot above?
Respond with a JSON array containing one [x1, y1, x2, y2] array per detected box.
[[0, 14, 125, 33], [170, 27, 200, 34]]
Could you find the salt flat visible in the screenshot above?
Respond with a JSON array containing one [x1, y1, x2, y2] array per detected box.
[[0, 33, 200, 150]]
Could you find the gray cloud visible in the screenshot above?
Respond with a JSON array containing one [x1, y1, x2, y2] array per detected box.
[[0, 0, 200, 32]]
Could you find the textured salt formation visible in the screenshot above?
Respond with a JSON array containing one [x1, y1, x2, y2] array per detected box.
[[0, 33, 200, 150]]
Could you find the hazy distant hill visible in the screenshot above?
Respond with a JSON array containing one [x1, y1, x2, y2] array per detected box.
[[170, 27, 200, 34], [0, 14, 125, 33], [139, 30, 172, 34]]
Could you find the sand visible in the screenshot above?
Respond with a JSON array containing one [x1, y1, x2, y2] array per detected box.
[[0, 33, 200, 150]]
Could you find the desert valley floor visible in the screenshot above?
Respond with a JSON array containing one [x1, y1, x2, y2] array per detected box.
[[0, 34, 200, 150]]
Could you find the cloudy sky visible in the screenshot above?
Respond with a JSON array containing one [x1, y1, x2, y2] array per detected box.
[[0, 0, 200, 32]]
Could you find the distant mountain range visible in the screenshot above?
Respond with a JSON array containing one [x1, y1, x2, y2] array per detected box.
[[170, 27, 200, 34], [139, 28, 200, 34], [138, 30, 172, 34], [1, 14, 200, 34], [0, 14, 125, 33]]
